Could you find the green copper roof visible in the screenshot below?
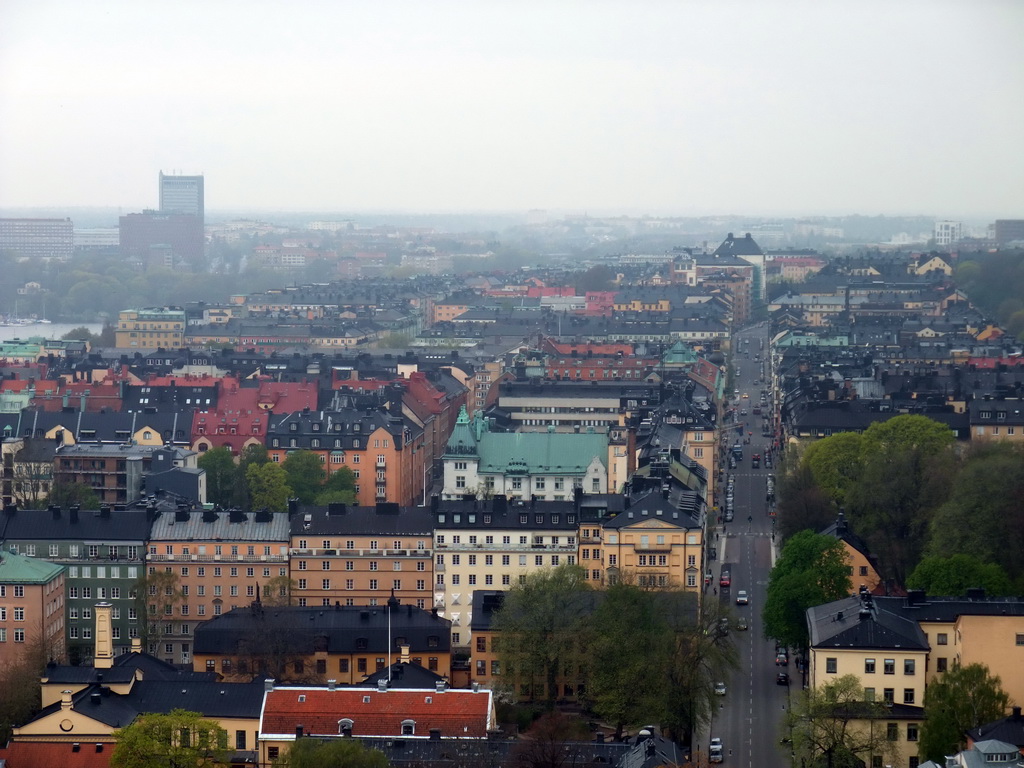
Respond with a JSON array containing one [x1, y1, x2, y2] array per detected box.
[[477, 430, 608, 475], [0, 550, 64, 584], [445, 405, 479, 457]]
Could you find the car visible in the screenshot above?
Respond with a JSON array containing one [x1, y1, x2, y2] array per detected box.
[[739, 409, 748, 416], [709, 738, 724, 763], [735, 590, 749, 605], [736, 617, 748, 631], [720, 569, 731, 587], [742, 392, 750, 398], [776, 672, 790, 686], [776, 652, 789, 666], [714, 681, 727, 696]]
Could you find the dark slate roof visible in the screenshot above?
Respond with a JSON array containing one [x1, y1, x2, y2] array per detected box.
[[292, 504, 435, 537], [968, 707, 1024, 748], [42, 652, 216, 685], [808, 595, 930, 650], [434, 497, 582, 531], [361, 661, 446, 689], [122, 678, 266, 719], [0, 508, 154, 542], [875, 593, 1024, 623], [193, 604, 452, 656], [712, 232, 764, 258]]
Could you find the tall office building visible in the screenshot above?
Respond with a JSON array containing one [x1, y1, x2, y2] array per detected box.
[[0, 218, 74, 259], [159, 172, 204, 221]]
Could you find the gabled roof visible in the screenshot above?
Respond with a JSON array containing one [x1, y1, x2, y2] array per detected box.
[[968, 706, 1024, 748], [260, 686, 495, 738], [807, 595, 929, 651], [1, 508, 153, 543], [0, 741, 114, 768]]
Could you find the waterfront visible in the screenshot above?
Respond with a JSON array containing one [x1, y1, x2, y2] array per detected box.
[[0, 322, 104, 343]]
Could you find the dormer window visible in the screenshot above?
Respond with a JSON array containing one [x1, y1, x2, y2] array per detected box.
[[401, 720, 416, 735], [290, 423, 298, 432], [338, 718, 354, 734], [312, 423, 321, 432]]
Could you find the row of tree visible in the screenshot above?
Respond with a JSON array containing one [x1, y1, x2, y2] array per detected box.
[[197, 445, 356, 510], [775, 414, 1024, 592], [492, 565, 738, 745]]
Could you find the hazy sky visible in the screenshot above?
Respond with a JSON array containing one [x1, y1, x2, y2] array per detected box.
[[2, 0, 1022, 218]]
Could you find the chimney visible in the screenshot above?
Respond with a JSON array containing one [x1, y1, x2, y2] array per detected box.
[[93, 603, 115, 669], [61, 690, 74, 709], [327, 679, 337, 691], [131, 636, 142, 653], [435, 681, 446, 693], [377, 679, 388, 692], [400, 644, 410, 664], [429, 728, 441, 741], [264, 678, 275, 692], [295, 726, 303, 739], [471, 682, 480, 693]]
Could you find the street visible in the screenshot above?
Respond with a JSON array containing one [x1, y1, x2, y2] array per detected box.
[[704, 323, 792, 768]]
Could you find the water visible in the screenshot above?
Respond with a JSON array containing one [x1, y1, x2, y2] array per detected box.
[[0, 322, 104, 343]]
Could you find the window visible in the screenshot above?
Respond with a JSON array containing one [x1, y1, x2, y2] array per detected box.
[[883, 659, 895, 675], [886, 723, 898, 741], [865, 658, 876, 674], [903, 688, 915, 704], [907, 724, 919, 742], [825, 657, 837, 674], [883, 688, 894, 704], [235, 731, 246, 750], [904, 659, 915, 675]]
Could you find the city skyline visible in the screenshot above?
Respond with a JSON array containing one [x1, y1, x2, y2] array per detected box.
[[1, 1, 1022, 218]]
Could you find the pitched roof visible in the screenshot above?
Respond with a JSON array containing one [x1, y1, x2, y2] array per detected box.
[[808, 595, 929, 651], [0, 741, 114, 768], [0, 550, 64, 584], [1, 508, 153, 543], [260, 686, 494, 738], [290, 505, 435, 537], [968, 706, 1024, 748], [149, 509, 291, 542], [476, 430, 608, 474]]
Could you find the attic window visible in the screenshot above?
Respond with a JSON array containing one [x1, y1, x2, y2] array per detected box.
[[339, 718, 355, 732], [401, 720, 416, 735], [298, 695, 306, 702]]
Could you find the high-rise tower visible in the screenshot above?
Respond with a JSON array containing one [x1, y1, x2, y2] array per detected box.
[[158, 171, 204, 221]]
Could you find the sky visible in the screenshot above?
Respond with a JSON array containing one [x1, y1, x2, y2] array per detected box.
[[1, 0, 1022, 218]]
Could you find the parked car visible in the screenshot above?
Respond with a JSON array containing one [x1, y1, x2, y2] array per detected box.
[[736, 617, 748, 631], [735, 590, 749, 605], [710, 738, 724, 763], [720, 569, 731, 587], [714, 681, 727, 696], [775, 652, 789, 666], [776, 672, 790, 686]]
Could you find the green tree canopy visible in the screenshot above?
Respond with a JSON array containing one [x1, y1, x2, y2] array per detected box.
[[246, 462, 292, 512], [493, 564, 594, 707], [906, 554, 1014, 598], [919, 664, 1010, 762], [46, 481, 100, 510], [233, 443, 270, 507], [925, 442, 1024, 586], [197, 447, 238, 508], [282, 450, 326, 505], [788, 675, 897, 768], [275, 735, 390, 768], [802, 432, 863, 506], [314, 466, 357, 505], [776, 462, 835, 542], [111, 709, 230, 768], [763, 531, 852, 649]]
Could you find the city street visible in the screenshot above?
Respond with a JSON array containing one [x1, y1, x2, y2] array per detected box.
[[704, 323, 792, 768]]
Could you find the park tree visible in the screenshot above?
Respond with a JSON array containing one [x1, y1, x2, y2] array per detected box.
[[763, 531, 851, 650], [246, 461, 292, 513], [233, 443, 269, 508], [493, 564, 594, 707], [925, 442, 1024, 586], [906, 554, 1014, 597], [507, 711, 593, 768], [787, 675, 897, 768], [45, 481, 100, 509], [919, 664, 1010, 762], [314, 466, 357, 506], [775, 462, 835, 542], [587, 582, 676, 739], [111, 709, 230, 768], [802, 432, 863, 507], [846, 415, 955, 585], [282, 450, 326, 505], [275, 735, 390, 768], [197, 447, 238, 508]]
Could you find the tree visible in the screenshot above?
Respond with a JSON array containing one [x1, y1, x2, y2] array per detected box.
[[282, 450, 326, 505], [906, 554, 1013, 597], [61, 326, 100, 343], [314, 466, 357, 506], [111, 709, 231, 768], [776, 462, 835, 542], [0, 632, 52, 743], [925, 442, 1024, 586], [134, 570, 185, 651], [233, 443, 269, 508], [802, 432, 863, 507], [261, 575, 296, 606], [45, 481, 100, 510], [493, 564, 593, 707], [788, 675, 898, 768], [587, 582, 676, 739], [246, 461, 292, 512], [197, 447, 238, 508], [919, 664, 1010, 762], [846, 415, 956, 585], [507, 711, 592, 768], [276, 735, 390, 768], [763, 531, 851, 650], [574, 265, 615, 293]]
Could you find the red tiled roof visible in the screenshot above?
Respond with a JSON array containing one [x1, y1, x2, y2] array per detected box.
[[261, 687, 493, 739], [0, 741, 114, 768]]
